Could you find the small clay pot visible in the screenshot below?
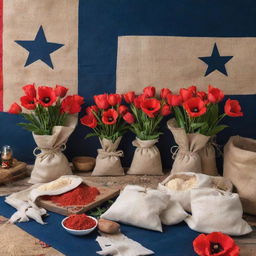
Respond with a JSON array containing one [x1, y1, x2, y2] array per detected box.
[[72, 156, 96, 172]]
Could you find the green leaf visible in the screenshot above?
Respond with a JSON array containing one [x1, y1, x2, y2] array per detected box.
[[208, 125, 229, 136], [85, 133, 97, 139]]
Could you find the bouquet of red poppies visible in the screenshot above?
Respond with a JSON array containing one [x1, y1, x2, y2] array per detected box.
[[80, 93, 134, 176], [167, 85, 243, 136], [124, 86, 171, 175], [80, 93, 132, 142], [123, 86, 171, 140], [8, 84, 84, 135], [166, 85, 243, 175]]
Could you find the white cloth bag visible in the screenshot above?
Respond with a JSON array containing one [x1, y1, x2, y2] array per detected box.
[[101, 185, 187, 232], [92, 137, 124, 176], [128, 138, 163, 175], [5, 175, 83, 224], [29, 115, 77, 184], [185, 188, 252, 236]]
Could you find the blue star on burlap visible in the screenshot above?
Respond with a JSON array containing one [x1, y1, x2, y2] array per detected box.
[[198, 43, 233, 76], [15, 26, 64, 69]]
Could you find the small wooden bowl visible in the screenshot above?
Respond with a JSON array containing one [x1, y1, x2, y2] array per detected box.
[[72, 156, 96, 172]]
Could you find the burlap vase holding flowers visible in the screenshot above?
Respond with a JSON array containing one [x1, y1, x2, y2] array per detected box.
[[29, 115, 77, 184], [167, 118, 210, 173], [224, 136, 256, 215], [198, 139, 218, 176], [127, 138, 163, 175], [92, 137, 124, 176]]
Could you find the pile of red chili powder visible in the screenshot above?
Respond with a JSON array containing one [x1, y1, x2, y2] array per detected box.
[[64, 214, 96, 230], [43, 184, 100, 206]]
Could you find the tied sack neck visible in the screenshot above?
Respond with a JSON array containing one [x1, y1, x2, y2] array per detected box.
[[132, 138, 158, 148], [33, 144, 66, 161], [98, 137, 124, 159]]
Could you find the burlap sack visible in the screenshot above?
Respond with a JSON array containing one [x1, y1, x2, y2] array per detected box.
[[101, 185, 187, 232], [127, 138, 163, 175], [185, 188, 252, 236], [224, 136, 256, 215], [198, 139, 218, 176], [29, 116, 77, 184], [92, 137, 124, 176], [167, 118, 210, 173]]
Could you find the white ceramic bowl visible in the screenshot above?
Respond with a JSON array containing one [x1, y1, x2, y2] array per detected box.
[[61, 216, 98, 236]]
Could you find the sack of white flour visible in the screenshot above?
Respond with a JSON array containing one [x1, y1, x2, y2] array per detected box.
[[5, 175, 83, 224], [29, 115, 77, 184], [158, 172, 232, 212], [167, 118, 210, 174], [185, 188, 252, 236], [101, 185, 187, 231]]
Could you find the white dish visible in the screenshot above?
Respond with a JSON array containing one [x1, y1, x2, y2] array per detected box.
[[61, 216, 98, 236]]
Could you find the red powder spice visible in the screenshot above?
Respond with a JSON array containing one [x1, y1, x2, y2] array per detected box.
[[64, 214, 96, 230], [42, 184, 100, 206]]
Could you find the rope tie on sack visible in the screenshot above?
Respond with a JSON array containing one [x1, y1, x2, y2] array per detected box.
[[210, 139, 223, 157], [97, 149, 124, 158], [170, 146, 197, 160], [33, 144, 66, 161]]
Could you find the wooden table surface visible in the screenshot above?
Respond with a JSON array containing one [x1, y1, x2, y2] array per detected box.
[[0, 170, 255, 256]]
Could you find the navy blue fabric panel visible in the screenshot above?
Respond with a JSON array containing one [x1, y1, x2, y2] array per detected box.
[[0, 0, 256, 170], [0, 196, 199, 256]]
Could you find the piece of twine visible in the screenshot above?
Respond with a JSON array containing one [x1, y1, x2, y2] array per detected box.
[[170, 145, 198, 160], [97, 149, 124, 158], [33, 144, 66, 161]]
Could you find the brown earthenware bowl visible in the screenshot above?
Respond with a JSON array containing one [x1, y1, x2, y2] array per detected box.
[[72, 156, 96, 172]]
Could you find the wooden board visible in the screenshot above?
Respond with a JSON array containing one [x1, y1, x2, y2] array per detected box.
[[37, 186, 120, 216], [0, 160, 27, 184]]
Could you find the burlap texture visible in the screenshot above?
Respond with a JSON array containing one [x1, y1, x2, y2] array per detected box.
[[167, 118, 210, 173], [185, 188, 252, 235], [116, 36, 256, 96], [127, 138, 163, 175], [224, 136, 256, 215], [3, 0, 78, 111], [198, 140, 218, 176], [92, 137, 124, 176], [29, 115, 77, 184]]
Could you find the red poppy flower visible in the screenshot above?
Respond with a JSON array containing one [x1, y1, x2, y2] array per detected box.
[[22, 84, 36, 98], [143, 86, 156, 98], [123, 91, 135, 103], [160, 104, 171, 116], [86, 105, 98, 115], [20, 96, 36, 110], [180, 87, 194, 102], [94, 94, 109, 109], [197, 91, 208, 102], [102, 109, 118, 125], [160, 88, 172, 99], [208, 85, 224, 103], [141, 98, 161, 118], [118, 105, 128, 116], [167, 94, 183, 106], [80, 114, 97, 128], [107, 94, 122, 106], [193, 232, 240, 256], [8, 103, 22, 114], [123, 112, 135, 124], [188, 85, 197, 95], [224, 99, 243, 117], [183, 97, 207, 117], [61, 95, 84, 114], [133, 94, 146, 109], [37, 86, 57, 107], [55, 85, 68, 98]]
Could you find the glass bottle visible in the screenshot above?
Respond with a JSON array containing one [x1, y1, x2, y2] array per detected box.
[[1, 145, 13, 169]]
